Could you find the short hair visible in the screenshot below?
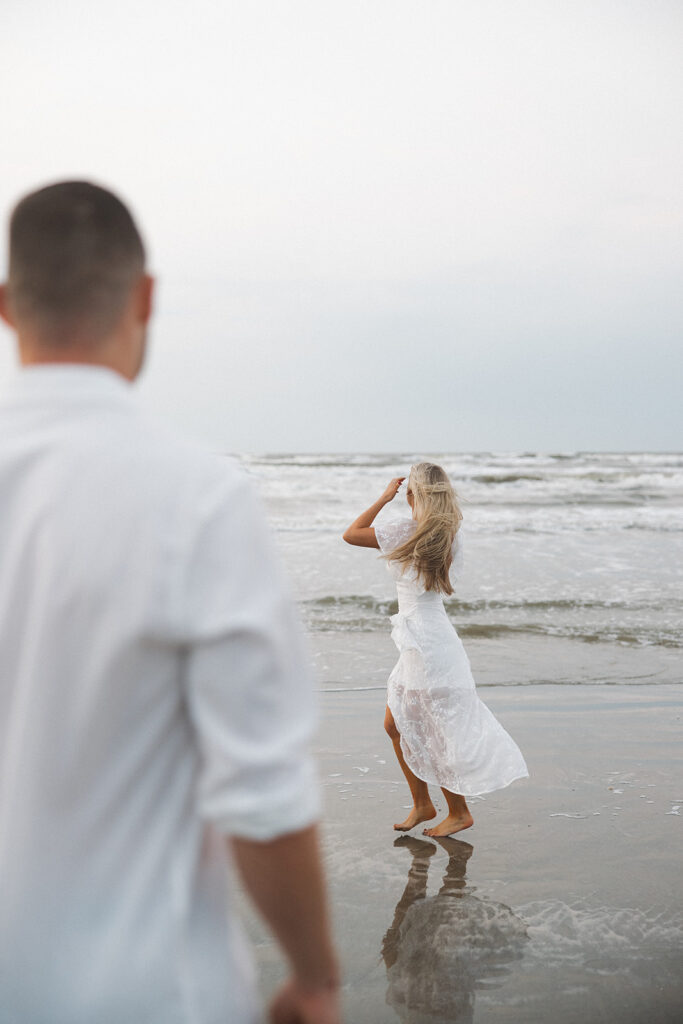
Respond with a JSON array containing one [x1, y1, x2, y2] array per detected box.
[[7, 181, 146, 344]]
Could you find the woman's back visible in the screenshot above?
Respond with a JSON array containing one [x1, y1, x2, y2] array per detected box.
[[375, 516, 464, 596]]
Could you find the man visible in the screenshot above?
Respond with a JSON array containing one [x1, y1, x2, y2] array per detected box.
[[0, 181, 340, 1024]]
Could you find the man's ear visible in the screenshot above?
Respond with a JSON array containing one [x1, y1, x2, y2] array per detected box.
[[136, 274, 154, 325], [0, 284, 15, 329]]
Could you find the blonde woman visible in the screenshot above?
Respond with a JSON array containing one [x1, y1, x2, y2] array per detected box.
[[343, 463, 528, 837]]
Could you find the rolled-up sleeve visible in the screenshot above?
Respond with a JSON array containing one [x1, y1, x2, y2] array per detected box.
[[176, 467, 320, 841]]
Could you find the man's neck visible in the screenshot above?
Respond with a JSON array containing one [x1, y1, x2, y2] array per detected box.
[[17, 334, 141, 382]]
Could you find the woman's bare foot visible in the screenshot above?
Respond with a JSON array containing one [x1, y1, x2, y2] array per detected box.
[[423, 811, 473, 837], [394, 803, 436, 831]]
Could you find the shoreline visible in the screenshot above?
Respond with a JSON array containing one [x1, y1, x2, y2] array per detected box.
[[309, 630, 683, 689]]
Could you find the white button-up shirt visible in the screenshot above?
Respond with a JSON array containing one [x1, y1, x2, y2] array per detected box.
[[0, 365, 320, 1024]]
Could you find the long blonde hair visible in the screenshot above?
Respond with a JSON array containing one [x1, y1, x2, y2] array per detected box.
[[387, 462, 463, 595]]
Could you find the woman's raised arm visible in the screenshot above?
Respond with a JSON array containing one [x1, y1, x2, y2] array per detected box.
[[342, 477, 405, 548]]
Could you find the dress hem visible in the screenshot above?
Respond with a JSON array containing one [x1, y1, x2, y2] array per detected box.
[[387, 693, 529, 798]]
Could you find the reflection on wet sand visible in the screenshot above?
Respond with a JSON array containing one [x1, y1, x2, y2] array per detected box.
[[381, 837, 528, 1024]]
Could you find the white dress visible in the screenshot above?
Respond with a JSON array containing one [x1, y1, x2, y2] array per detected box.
[[375, 518, 528, 797]]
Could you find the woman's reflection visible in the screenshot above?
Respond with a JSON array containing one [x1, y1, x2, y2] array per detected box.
[[381, 836, 527, 1023]]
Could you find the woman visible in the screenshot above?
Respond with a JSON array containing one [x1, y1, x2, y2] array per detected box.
[[343, 463, 528, 837]]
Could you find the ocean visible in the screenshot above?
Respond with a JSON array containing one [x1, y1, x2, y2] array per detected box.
[[241, 451, 683, 689]]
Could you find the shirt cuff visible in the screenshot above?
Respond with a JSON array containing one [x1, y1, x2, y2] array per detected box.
[[199, 757, 321, 842]]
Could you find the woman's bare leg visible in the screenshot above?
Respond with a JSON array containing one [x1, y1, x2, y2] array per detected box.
[[423, 788, 474, 837], [384, 706, 436, 831]]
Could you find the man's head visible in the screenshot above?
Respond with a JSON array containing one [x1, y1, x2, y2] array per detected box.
[[0, 181, 153, 379]]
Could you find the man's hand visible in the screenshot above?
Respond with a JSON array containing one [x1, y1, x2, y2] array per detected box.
[[232, 827, 339, 1023], [269, 979, 341, 1024]]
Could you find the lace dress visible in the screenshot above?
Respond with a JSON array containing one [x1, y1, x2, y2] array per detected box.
[[375, 518, 528, 797]]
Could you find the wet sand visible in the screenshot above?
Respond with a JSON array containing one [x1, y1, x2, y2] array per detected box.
[[238, 681, 683, 1023]]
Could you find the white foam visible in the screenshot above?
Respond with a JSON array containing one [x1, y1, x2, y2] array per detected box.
[[519, 899, 683, 971]]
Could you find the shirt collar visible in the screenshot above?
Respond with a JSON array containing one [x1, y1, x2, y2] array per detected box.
[[3, 363, 135, 403]]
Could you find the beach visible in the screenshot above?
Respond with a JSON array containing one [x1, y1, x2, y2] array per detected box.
[[236, 452, 683, 1022], [239, 673, 683, 1023]]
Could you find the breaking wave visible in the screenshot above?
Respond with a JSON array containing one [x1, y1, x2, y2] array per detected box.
[[301, 594, 683, 648]]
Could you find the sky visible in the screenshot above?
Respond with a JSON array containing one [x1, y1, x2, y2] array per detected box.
[[1, 0, 681, 453]]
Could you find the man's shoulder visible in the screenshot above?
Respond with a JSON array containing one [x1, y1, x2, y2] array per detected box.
[[124, 409, 250, 504]]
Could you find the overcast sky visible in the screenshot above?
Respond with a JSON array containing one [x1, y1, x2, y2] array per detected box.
[[1, 0, 681, 452]]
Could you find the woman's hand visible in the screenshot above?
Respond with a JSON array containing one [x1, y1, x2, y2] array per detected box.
[[381, 477, 405, 503], [342, 477, 405, 548]]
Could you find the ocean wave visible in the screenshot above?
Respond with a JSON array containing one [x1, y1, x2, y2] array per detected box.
[[454, 623, 682, 648], [304, 594, 673, 614], [242, 453, 427, 469], [245, 455, 683, 505], [300, 595, 683, 648], [272, 521, 683, 535], [469, 473, 546, 484]]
